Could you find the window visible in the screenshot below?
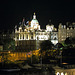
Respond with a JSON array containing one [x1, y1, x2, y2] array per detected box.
[[61, 72, 64, 75], [65, 73, 67, 75], [37, 37, 39, 40], [17, 36, 19, 39], [56, 72, 60, 75], [31, 36, 33, 39], [20, 34, 21, 39], [20, 29, 21, 32], [23, 34, 24, 39]]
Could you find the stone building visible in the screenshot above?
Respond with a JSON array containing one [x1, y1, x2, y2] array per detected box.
[[15, 13, 75, 51], [58, 23, 75, 43], [15, 13, 58, 51]]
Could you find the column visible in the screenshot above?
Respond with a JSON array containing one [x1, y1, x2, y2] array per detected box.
[[33, 32, 36, 40], [19, 34, 20, 40], [21, 34, 23, 40], [28, 33, 29, 40]]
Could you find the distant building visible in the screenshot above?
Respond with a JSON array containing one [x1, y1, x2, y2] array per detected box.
[[15, 13, 58, 51], [0, 30, 14, 40], [0, 45, 3, 51], [58, 23, 75, 43], [0, 30, 15, 51]]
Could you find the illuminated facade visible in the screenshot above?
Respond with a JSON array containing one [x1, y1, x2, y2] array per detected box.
[[58, 23, 75, 43], [15, 13, 58, 50], [54, 66, 75, 75]]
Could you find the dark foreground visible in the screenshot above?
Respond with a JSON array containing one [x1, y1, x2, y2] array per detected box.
[[0, 69, 52, 75]]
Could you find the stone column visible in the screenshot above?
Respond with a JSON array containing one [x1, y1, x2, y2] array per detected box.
[[28, 33, 29, 40], [21, 34, 23, 40], [19, 34, 20, 40]]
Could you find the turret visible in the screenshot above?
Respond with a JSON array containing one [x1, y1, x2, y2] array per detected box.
[[67, 27, 69, 30], [33, 12, 36, 19], [15, 25, 17, 32], [64, 25, 66, 29], [70, 27, 73, 30], [59, 23, 63, 29]]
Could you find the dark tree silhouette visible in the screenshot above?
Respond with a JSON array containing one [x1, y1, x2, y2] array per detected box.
[[65, 37, 72, 44], [56, 43, 63, 49], [40, 40, 54, 52]]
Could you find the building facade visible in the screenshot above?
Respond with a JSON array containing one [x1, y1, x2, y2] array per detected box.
[[58, 23, 75, 43], [15, 13, 75, 51], [15, 13, 58, 51]]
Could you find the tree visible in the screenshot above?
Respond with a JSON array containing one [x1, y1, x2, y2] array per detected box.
[[40, 40, 54, 52], [0, 52, 12, 64], [27, 55, 39, 64], [64, 37, 75, 48], [56, 43, 63, 49], [65, 37, 72, 45], [3, 38, 15, 50], [40, 40, 54, 63]]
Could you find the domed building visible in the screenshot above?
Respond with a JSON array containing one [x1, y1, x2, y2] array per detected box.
[[15, 13, 58, 51]]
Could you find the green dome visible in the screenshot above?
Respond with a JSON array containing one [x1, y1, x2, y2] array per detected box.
[[31, 19, 39, 23]]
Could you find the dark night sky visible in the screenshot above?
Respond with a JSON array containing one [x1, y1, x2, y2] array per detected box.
[[0, 0, 75, 30]]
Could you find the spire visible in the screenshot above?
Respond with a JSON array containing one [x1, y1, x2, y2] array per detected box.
[[34, 12, 35, 15], [33, 12, 36, 19], [22, 17, 25, 23]]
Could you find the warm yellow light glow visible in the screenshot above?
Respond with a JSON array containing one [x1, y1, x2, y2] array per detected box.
[[8, 51, 11, 53], [62, 63, 68, 64], [65, 73, 67, 75], [56, 72, 60, 75], [34, 12, 35, 15], [61, 72, 64, 75]]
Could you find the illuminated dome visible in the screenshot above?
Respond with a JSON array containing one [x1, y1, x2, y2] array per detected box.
[[31, 13, 39, 29], [31, 19, 39, 24]]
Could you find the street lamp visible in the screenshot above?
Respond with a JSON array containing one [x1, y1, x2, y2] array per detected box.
[[8, 51, 11, 53]]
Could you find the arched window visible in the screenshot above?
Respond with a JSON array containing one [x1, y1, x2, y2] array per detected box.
[[23, 34, 24, 39], [61, 72, 64, 75], [56, 72, 60, 75], [65, 73, 67, 75], [31, 36, 33, 39], [37, 37, 39, 40]]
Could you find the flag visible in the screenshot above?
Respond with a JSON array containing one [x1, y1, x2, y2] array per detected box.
[[26, 21, 29, 24]]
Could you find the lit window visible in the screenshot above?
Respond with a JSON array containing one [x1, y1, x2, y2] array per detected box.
[[65, 73, 67, 75], [20, 29, 21, 32], [61, 72, 64, 75], [56, 72, 60, 75]]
